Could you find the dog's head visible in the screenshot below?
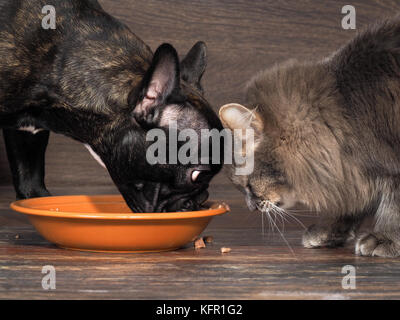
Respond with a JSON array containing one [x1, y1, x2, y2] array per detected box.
[[97, 42, 223, 212]]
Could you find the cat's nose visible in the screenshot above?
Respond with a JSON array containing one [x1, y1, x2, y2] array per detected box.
[[245, 192, 259, 212], [244, 187, 260, 211]]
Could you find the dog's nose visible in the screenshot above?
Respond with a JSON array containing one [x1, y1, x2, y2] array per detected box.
[[164, 190, 209, 212]]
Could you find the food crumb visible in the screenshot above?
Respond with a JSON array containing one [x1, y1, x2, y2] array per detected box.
[[221, 247, 231, 254], [194, 237, 206, 249], [204, 236, 214, 244]]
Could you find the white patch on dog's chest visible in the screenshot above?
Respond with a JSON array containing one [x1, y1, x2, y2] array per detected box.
[[84, 144, 106, 169], [18, 126, 44, 135]]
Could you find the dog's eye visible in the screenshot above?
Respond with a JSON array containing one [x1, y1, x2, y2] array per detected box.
[[191, 170, 211, 184], [192, 170, 201, 182]]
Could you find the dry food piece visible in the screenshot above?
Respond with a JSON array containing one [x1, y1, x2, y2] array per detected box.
[[221, 202, 231, 212], [221, 247, 231, 254], [210, 202, 231, 212], [194, 237, 206, 249], [203, 236, 214, 244]]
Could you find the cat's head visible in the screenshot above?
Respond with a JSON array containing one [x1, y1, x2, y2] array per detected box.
[[219, 103, 297, 212], [219, 61, 345, 213]]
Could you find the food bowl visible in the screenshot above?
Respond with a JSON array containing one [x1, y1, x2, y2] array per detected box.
[[10, 195, 229, 253]]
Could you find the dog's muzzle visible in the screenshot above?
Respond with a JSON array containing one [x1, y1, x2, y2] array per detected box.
[[118, 181, 209, 213]]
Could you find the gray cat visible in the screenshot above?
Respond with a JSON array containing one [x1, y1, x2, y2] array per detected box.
[[219, 18, 400, 258]]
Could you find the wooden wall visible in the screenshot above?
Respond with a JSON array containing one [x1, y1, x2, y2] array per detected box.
[[1, 0, 399, 190]]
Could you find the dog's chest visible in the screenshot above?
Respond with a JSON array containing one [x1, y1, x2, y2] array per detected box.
[[84, 144, 106, 169]]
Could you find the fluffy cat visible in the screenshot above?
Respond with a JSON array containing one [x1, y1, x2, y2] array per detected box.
[[219, 18, 400, 258]]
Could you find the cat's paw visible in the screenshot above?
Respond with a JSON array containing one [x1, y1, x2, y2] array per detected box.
[[302, 224, 352, 248], [302, 224, 330, 248], [355, 233, 400, 258]]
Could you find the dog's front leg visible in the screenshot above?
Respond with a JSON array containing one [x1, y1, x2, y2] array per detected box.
[[3, 129, 51, 200]]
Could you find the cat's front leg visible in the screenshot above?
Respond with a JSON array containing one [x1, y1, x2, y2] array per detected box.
[[356, 194, 400, 258], [302, 215, 364, 249]]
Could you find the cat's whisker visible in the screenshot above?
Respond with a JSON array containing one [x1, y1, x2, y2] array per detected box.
[[265, 207, 295, 256], [285, 213, 307, 230], [258, 202, 274, 236], [257, 200, 306, 256], [261, 210, 265, 237], [268, 211, 276, 236], [269, 202, 308, 231], [274, 209, 288, 232], [265, 209, 274, 237], [263, 204, 271, 236], [285, 208, 318, 218], [286, 209, 316, 215], [286, 213, 316, 218]]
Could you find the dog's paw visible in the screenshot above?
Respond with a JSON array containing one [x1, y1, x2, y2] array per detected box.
[[355, 233, 400, 258], [302, 224, 351, 248]]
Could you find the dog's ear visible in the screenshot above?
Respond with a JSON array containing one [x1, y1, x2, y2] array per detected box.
[[180, 41, 207, 92], [131, 43, 181, 126]]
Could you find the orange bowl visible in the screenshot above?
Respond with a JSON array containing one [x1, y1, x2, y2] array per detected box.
[[10, 195, 229, 253]]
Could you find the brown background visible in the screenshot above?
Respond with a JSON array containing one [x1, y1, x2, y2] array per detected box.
[[0, 0, 398, 195], [0, 0, 398, 191]]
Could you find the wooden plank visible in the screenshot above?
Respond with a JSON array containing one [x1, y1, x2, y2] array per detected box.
[[1, 225, 400, 300], [1, 185, 400, 300]]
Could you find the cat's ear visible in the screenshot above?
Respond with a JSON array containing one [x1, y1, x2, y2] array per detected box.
[[131, 43, 180, 126], [219, 103, 264, 154], [180, 41, 207, 92], [219, 103, 264, 134]]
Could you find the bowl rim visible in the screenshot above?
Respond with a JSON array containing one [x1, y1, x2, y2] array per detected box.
[[10, 195, 230, 220]]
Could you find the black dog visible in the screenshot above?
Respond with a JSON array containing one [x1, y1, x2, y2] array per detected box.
[[0, 0, 223, 212]]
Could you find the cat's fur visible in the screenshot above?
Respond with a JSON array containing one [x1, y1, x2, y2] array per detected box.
[[220, 17, 400, 258]]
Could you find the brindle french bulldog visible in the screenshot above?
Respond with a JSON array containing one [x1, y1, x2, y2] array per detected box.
[[0, 0, 223, 212]]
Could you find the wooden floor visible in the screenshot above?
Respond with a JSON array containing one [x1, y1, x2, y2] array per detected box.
[[2, 0, 400, 300], [1, 179, 400, 300]]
